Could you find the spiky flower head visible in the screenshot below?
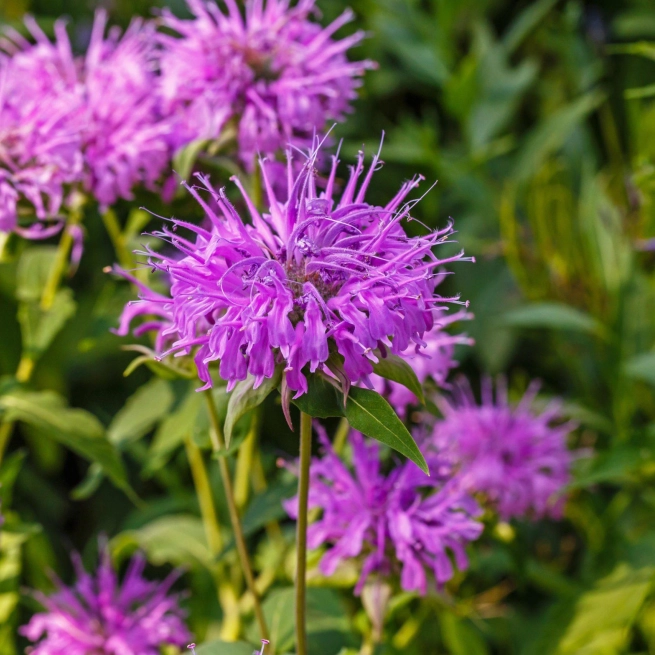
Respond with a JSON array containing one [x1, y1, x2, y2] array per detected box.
[[433, 377, 577, 521], [0, 27, 82, 237], [127, 140, 469, 400], [2, 11, 171, 213], [21, 547, 191, 655], [285, 428, 483, 595], [159, 0, 374, 170]]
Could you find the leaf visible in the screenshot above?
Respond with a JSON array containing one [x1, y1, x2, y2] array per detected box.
[[372, 354, 425, 404], [511, 92, 604, 182], [503, 0, 558, 53], [624, 352, 655, 386], [15, 246, 57, 302], [195, 641, 259, 655], [345, 387, 428, 474], [291, 374, 344, 419], [0, 390, 131, 496], [554, 564, 654, 655], [112, 514, 214, 570], [173, 138, 210, 184], [224, 369, 281, 447], [439, 612, 489, 655], [108, 378, 174, 446], [17, 289, 76, 358], [500, 302, 606, 336], [70, 462, 104, 500], [144, 389, 203, 475]]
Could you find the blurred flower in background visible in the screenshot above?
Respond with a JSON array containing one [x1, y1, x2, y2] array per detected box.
[[433, 378, 578, 521], [158, 0, 374, 172], [21, 547, 191, 655]]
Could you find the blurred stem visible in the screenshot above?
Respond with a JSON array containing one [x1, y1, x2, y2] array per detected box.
[[252, 157, 263, 211], [0, 420, 13, 466], [185, 436, 223, 553], [102, 208, 133, 270], [332, 417, 350, 455], [234, 409, 259, 510], [15, 356, 34, 383], [295, 412, 312, 655], [41, 202, 84, 311], [203, 389, 269, 642]]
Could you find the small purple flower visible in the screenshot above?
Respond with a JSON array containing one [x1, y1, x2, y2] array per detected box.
[[433, 377, 577, 521], [285, 429, 483, 595], [2, 11, 171, 213], [21, 547, 191, 655], [0, 29, 82, 236], [159, 0, 374, 170], [124, 140, 469, 399]]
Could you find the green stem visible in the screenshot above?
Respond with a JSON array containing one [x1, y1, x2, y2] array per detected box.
[[101, 208, 133, 271], [295, 412, 312, 655], [332, 417, 350, 455], [0, 420, 13, 467], [41, 204, 84, 310], [203, 390, 269, 642]]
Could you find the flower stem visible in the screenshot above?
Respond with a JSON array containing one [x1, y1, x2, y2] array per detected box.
[[41, 202, 84, 310], [101, 208, 133, 270], [0, 420, 13, 467], [203, 389, 269, 642], [295, 411, 313, 655]]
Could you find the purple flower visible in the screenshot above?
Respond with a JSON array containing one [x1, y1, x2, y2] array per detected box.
[[0, 26, 82, 237], [433, 378, 577, 521], [159, 0, 374, 171], [126, 140, 469, 398], [285, 429, 483, 595], [21, 547, 191, 655], [372, 308, 473, 413], [2, 11, 171, 212]]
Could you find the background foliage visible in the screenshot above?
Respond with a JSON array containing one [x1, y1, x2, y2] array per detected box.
[[2, 0, 655, 653]]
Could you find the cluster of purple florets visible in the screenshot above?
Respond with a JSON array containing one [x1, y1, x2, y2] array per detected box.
[[0, 0, 370, 238]]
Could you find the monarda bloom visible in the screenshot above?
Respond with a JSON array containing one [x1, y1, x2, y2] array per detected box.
[[433, 378, 577, 521], [158, 0, 374, 170], [21, 548, 191, 655], [2, 11, 171, 210], [285, 429, 483, 595], [0, 38, 82, 237], [130, 142, 470, 398]]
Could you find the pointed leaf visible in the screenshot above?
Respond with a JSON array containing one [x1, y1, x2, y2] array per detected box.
[[290, 374, 345, 419], [500, 302, 606, 336], [224, 369, 281, 447], [345, 387, 428, 474], [372, 353, 425, 404]]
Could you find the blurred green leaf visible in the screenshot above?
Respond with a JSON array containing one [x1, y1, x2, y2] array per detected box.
[[554, 564, 654, 654], [173, 138, 211, 185], [500, 302, 606, 336], [224, 369, 281, 447], [440, 612, 489, 655], [503, 0, 558, 53], [196, 642, 258, 655], [345, 387, 428, 474], [17, 289, 76, 358], [108, 378, 174, 446], [372, 354, 425, 404], [624, 352, 655, 385], [0, 390, 131, 496], [15, 247, 57, 302], [512, 92, 604, 182]]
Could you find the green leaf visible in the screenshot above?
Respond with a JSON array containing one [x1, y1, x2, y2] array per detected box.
[[372, 354, 425, 404], [291, 374, 344, 419], [554, 564, 654, 655], [624, 352, 655, 386], [439, 612, 489, 655], [70, 462, 104, 500], [500, 302, 606, 336], [0, 390, 132, 496], [224, 369, 281, 447], [195, 641, 259, 655], [112, 514, 213, 570], [108, 378, 174, 446], [345, 387, 428, 474], [144, 389, 203, 475], [173, 138, 210, 184], [511, 92, 604, 182], [17, 289, 76, 358], [503, 0, 558, 53], [15, 246, 57, 302]]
